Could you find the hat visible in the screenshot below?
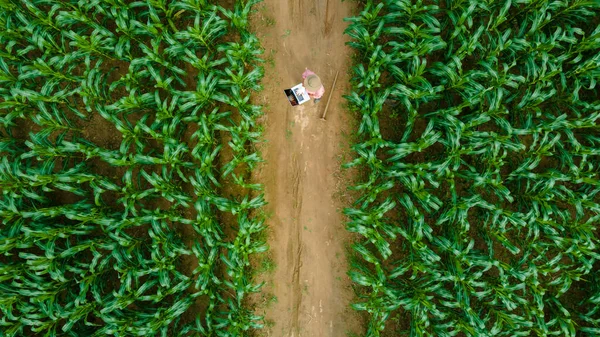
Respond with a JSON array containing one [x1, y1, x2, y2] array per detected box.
[[304, 74, 322, 92]]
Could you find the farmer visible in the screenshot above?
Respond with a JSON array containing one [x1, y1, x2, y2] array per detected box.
[[302, 68, 325, 104]]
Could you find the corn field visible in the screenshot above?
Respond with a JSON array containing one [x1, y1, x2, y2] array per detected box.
[[0, 0, 266, 336], [344, 0, 600, 336]]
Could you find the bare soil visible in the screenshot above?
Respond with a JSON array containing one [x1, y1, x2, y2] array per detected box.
[[249, 0, 365, 336]]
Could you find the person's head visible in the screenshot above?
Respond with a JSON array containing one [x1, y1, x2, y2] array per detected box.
[[304, 74, 322, 92]]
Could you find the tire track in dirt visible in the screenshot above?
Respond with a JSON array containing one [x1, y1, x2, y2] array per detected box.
[[250, 0, 365, 336], [324, 0, 333, 36], [290, 154, 303, 337]]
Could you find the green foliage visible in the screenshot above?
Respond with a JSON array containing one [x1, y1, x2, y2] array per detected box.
[[344, 0, 600, 336], [0, 0, 266, 335]]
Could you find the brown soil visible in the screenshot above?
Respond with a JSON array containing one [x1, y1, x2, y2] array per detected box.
[[249, 0, 364, 336]]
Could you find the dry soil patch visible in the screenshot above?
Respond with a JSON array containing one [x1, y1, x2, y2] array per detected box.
[[250, 0, 364, 336]]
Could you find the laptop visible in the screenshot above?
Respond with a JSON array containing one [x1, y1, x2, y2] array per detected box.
[[284, 83, 310, 106]]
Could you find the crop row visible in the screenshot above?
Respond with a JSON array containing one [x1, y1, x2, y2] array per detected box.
[[344, 0, 600, 336], [0, 0, 265, 336]]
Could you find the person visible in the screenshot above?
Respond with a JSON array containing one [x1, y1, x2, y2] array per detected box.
[[302, 68, 325, 104]]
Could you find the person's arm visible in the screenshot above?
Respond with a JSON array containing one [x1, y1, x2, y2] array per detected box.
[[302, 68, 315, 79]]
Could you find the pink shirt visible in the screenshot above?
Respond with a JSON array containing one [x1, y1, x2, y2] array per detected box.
[[302, 69, 325, 99]]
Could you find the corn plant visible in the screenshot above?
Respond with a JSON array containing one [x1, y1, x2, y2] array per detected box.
[[0, 0, 266, 335], [344, 0, 600, 336]]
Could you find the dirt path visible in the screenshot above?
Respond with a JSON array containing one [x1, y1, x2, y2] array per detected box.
[[250, 1, 363, 336]]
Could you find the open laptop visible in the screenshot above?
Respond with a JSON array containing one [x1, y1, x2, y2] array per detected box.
[[284, 83, 310, 106]]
